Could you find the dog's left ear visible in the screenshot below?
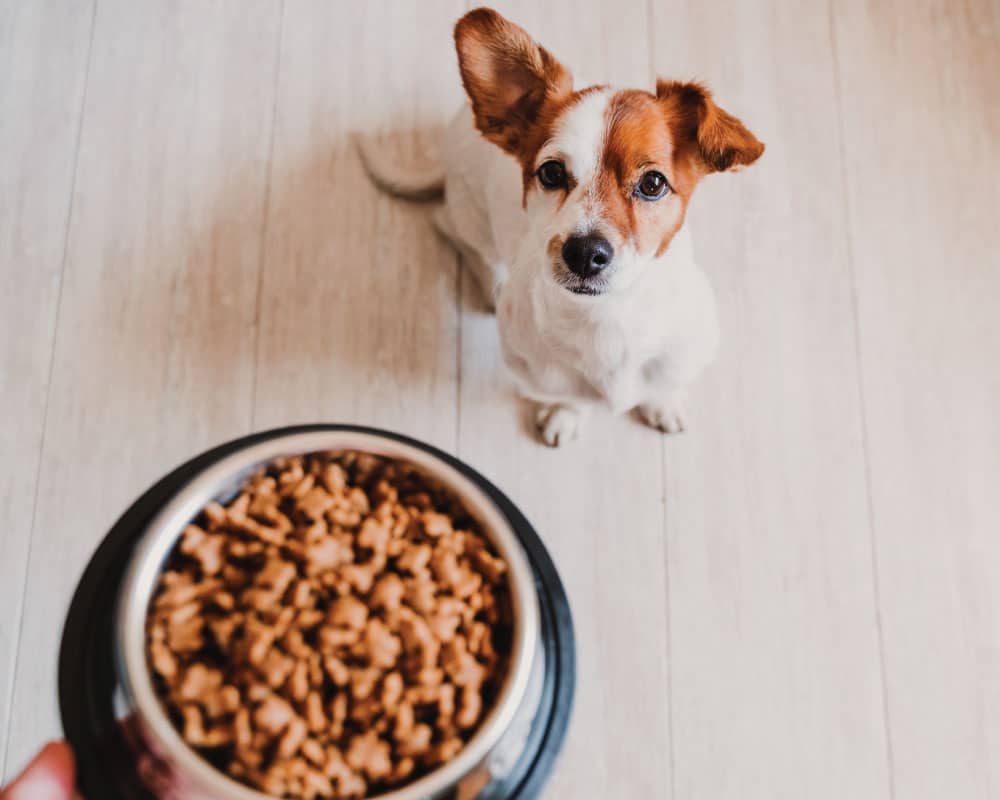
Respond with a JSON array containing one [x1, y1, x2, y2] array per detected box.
[[657, 80, 764, 172], [455, 8, 573, 156]]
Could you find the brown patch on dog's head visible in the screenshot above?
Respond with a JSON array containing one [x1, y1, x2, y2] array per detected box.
[[593, 91, 687, 257], [586, 84, 764, 257]]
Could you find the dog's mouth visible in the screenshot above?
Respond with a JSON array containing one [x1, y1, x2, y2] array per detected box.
[[566, 283, 606, 296], [558, 274, 610, 297], [552, 263, 610, 297]]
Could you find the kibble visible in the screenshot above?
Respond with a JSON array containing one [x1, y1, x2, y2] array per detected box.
[[146, 451, 511, 799]]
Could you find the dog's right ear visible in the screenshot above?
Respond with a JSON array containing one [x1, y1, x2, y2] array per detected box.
[[455, 8, 572, 156]]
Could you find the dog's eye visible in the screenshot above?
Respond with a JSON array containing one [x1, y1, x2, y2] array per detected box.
[[537, 160, 567, 189], [636, 171, 670, 200]]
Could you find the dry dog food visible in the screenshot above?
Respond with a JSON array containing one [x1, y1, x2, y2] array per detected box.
[[146, 451, 512, 799]]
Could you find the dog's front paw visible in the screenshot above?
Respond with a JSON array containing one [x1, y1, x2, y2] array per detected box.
[[638, 397, 687, 435], [535, 403, 583, 447]]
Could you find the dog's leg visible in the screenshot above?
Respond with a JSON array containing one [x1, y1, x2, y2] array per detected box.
[[432, 206, 505, 311], [534, 402, 588, 447], [637, 388, 688, 435]]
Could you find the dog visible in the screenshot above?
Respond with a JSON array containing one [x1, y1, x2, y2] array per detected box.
[[358, 7, 764, 446]]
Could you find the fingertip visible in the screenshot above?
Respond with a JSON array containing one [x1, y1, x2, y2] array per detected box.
[[2, 740, 77, 799], [36, 741, 76, 789]]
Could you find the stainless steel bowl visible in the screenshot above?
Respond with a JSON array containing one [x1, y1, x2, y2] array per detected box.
[[114, 430, 545, 800]]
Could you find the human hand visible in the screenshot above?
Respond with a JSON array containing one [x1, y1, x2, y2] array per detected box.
[[0, 741, 76, 799]]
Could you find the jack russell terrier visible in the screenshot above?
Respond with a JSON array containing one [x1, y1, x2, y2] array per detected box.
[[359, 7, 764, 446]]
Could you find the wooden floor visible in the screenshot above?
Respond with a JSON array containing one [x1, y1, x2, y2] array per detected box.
[[2, 1, 999, 797]]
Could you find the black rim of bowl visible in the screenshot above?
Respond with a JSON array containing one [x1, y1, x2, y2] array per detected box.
[[58, 424, 575, 800]]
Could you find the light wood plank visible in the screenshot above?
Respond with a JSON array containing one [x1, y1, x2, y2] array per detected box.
[[252, 0, 465, 449], [651, 2, 891, 797], [832, 1, 1000, 797], [455, 2, 674, 797], [3, 0, 281, 773], [0, 0, 94, 781]]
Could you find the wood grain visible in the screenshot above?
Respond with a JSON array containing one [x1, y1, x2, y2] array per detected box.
[[1, 0, 281, 775], [832, 1, 1000, 797], [252, 0, 465, 451], [651, 1, 891, 797], [455, 2, 674, 797], [0, 0, 94, 781]]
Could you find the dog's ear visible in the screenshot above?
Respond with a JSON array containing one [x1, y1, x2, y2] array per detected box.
[[656, 80, 764, 172], [455, 8, 572, 156]]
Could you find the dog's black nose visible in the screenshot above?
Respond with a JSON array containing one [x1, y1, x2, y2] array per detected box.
[[562, 234, 614, 278]]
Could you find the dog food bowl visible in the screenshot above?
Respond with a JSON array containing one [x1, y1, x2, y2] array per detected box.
[[59, 425, 575, 799]]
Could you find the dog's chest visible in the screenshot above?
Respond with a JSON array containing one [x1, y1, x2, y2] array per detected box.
[[500, 295, 658, 411]]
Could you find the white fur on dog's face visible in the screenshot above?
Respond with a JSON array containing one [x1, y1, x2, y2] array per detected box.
[[525, 88, 686, 298]]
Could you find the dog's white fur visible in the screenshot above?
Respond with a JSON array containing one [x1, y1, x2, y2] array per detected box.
[[359, 91, 720, 446]]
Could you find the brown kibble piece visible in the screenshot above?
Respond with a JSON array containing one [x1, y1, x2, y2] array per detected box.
[[291, 580, 313, 608], [421, 511, 453, 537], [298, 486, 335, 520], [166, 614, 204, 654], [305, 691, 327, 733], [404, 575, 437, 614], [203, 501, 226, 526], [149, 638, 177, 680], [397, 723, 433, 757], [289, 659, 310, 702], [339, 563, 376, 593], [329, 595, 368, 630], [399, 608, 440, 668], [254, 695, 295, 736], [261, 648, 295, 689], [323, 655, 350, 686], [234, 707, 253, 749], [346, 730, 392, 782], [357, 516, 391, 553], [277, 716, 308, 760], [456, 686, 482, 729], [370, 573, 405, 612], [428, 598, 465, 643], [301, 737, 326, 767], [472, 547, 508, 584], [437, 682, 456, 725], [321, 463, 346, 494], [177, 663, 223, 701], [318, 625, 360, 651], [393, 701, 415, 742], [329, 692, 348, 739], [257, 558, 297, 596], [350, 667, 382, 701], [442, 637, 486, 688], [397, 543, 432, 575], [362, 618, 401, 668], [381, 671, 404, 711], [180, 525, 226, 576]]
